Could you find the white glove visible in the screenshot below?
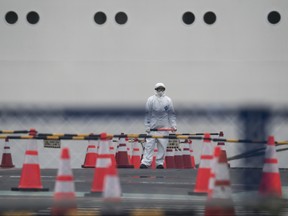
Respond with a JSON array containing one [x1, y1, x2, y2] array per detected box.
[[171, 127, 177, 132], [145, 127, 150, 133]]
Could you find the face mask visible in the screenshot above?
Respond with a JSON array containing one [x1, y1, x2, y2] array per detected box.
[[156, 90, 164, 97]]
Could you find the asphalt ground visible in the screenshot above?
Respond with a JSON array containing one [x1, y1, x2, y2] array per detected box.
[[0, 168, 288, 215]]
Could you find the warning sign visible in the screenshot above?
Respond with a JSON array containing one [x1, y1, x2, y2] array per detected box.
[[44, 140, 61, 148], [168, 139, 179, 148]]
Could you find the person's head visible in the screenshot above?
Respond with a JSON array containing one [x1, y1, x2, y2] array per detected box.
[[154, 83, 166, 97]]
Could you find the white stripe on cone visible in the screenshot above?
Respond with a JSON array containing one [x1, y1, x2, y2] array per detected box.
[[263, 163, 280, 173], [200, 157, 213, 168], [166, 149, 174, 156], [26, 139, 38, 151], [103, 161, 121, 201], [58, 159, 72, 176], [98, 140, 110, 155], [103, 176, 121, 200], [87, 146, 97, 153], [96, 158, 112, 168], [24, 153, 39, 164], [55, 181, 75, 194], [3, 147, 11, 154]]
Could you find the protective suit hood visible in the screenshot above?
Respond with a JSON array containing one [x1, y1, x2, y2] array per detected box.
[[154, 82, 166, 97]]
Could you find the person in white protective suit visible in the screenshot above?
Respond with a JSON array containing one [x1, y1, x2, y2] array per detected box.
[[140, 83, 177, 169]]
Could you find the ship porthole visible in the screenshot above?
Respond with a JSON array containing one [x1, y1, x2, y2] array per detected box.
[[182, 11, 195, 25], [267, 11, 281, 24], [5, 11, 18, 24], [203, 11, 216, 25], [26, 11, 40, 24], [115, 12, 128, 25], [94, 11, 107, 25]]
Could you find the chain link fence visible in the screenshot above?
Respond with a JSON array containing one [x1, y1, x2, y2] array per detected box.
[[0, 106, 288, 169]]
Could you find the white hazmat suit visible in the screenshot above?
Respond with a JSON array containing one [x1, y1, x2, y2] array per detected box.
[[141, 83, 177, 168]]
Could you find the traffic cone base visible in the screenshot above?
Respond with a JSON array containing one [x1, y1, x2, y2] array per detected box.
[[81, 165, 95, 168], [117, 164, 134, 168], [11, 187, 49, 191]]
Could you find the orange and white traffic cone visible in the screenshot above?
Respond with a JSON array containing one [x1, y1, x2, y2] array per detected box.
[[181, 140, 193, 169], [126, 139, 133, 163], [0, 138, 15, 168], [205, 146, 235, 216], [207, 147, 220, 198], [192, 133, 214, 194], [188, 139, 196, 169], [131, 139, 142, 169], [11, 129, 48, 191], [52, 147, 76, 216], [259, 135, 282, 197], [217, 131, 229, 167], [103, 162, 122, 202], [81, 140, 98, 168], [115, 137, 134, 168], [86, 133, 116, 196], [110, 140, 117, 156], [174, 148, 184, 169], [165, 147, 176, 169]]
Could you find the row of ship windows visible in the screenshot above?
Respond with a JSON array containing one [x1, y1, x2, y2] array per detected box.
[[4, 10, 282, 26]]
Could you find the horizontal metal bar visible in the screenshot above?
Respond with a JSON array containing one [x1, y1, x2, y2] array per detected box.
[[0, 133, 288, 145], [0, 130, 29, 134]]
